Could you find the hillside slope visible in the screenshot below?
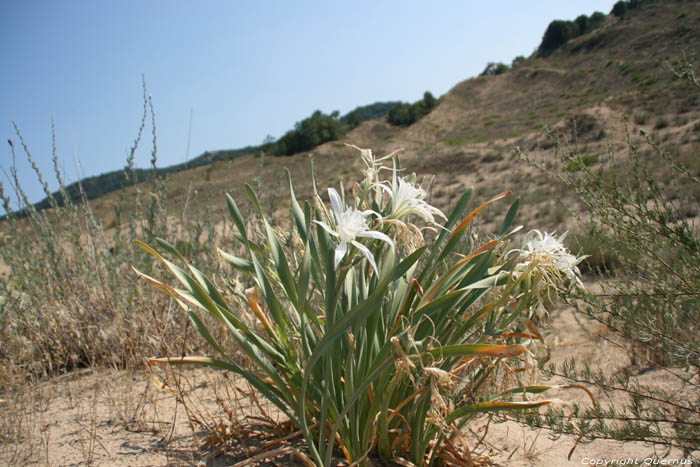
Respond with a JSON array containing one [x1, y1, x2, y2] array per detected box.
[[37, 1, 700, 237]]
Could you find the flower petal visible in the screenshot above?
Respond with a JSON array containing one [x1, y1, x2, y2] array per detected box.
[[351, 240, 379, 275], [328, 188, 344, 220], [312, 220, 340, 237], [334, 241, 348, 269], [356, 229, 394, 248]]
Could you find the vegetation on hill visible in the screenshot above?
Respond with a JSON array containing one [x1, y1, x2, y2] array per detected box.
[[515, 59, 700, 456], [17, 102, 401, 214], [538, 11, 606, 56], [7, 145, 259, 219], [386, 91, 438, 126], [16, 0, 694, 217], [274, 109, 346, 156], [479, 55, 527, 77], [340, 101, 402, 128]]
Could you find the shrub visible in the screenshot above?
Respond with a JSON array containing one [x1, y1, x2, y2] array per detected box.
[[511, 55, 525, 68], [340, 102, 401, 128], [276, 110, 346, 156], [387, 102, 412, 126], [0, 79, 221, 380], [589, 11, 606, 29], [539, 20, 579, 56], [480, 62, 509, 76], [139, 146, 585, 465], [387, 91, 438, 127], [538, 10, 608, 57], [612, 0, 628, 19], [515, 58, 700, 458], [574, 14, 589, 35]]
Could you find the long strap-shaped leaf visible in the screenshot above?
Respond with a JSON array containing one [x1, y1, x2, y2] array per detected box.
[[323, 357, 395, 466], [299, 248, 396, 465], [445, 400, 551, 424]]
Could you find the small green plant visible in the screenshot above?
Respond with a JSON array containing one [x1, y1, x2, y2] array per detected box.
[[565, 154, 599, 172], [655, 117, 670, 129], [138, 145, 586, 465]]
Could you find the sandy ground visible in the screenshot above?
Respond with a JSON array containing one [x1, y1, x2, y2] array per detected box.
[[1, 298, 697, 466]]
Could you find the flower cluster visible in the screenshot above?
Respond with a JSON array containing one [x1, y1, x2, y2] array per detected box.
[[515, 230, 585, 293], [314, 146, 447, 273], [316, 146, 586, 299]]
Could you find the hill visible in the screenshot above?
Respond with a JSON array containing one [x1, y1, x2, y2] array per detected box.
[[7, 1, 700, 237], [9, 1, 700, 227], [21, 102, 403, 214], [93, 0, 695, 233]]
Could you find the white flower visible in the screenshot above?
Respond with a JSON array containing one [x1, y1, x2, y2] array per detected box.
[[314, 188, 393, 273], [516, 230, 584, 289], [378, 169, 446, 225]]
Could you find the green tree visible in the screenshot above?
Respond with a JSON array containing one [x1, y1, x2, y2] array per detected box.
[[589, 11, 606, 29], [275, 110, 345, 156], [612, 0, 628, 19], [423, 91, 436, 110], [539, 20, 578, 56], [387, 91, 439, 127], [574, 14, 589, 34], [480, 62, 510, 76], [387, 103, 412, 126]]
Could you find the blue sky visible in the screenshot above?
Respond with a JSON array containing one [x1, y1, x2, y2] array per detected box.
[[1, 1, 614, 210]]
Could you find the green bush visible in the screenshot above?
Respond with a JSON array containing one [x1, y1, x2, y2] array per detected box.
[[480, 62, 510, 76], [387, 102, 412, 126], [515, 57, 700, 458], [387, 91, 438, 127], [140, 146, 585, 465], [589, 11, 606, 29], [275, 110, 346, 156], [538, 9, 608, 57], [340, 102, 401, 128], [612, 0, 628, 19], [539, 20, 580, 56], [574, 14, 589, 34]]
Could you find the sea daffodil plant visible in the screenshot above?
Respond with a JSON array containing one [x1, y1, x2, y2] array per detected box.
[[136, 146, 585, 466]]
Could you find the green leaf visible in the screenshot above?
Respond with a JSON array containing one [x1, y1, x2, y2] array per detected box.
[[186, 311, 227, 357], [218, 249, 255, 274], [392, 245, 427, 281], [499, 198, 520, 238], [446, 400, 551, 424], [245, 184, 264, 217], [226, 194, 248, 246], [286, 169, 308, 242], [264, 220, 299, 307], [299, 248, 396, 461], [419, 343, 527, 360]]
